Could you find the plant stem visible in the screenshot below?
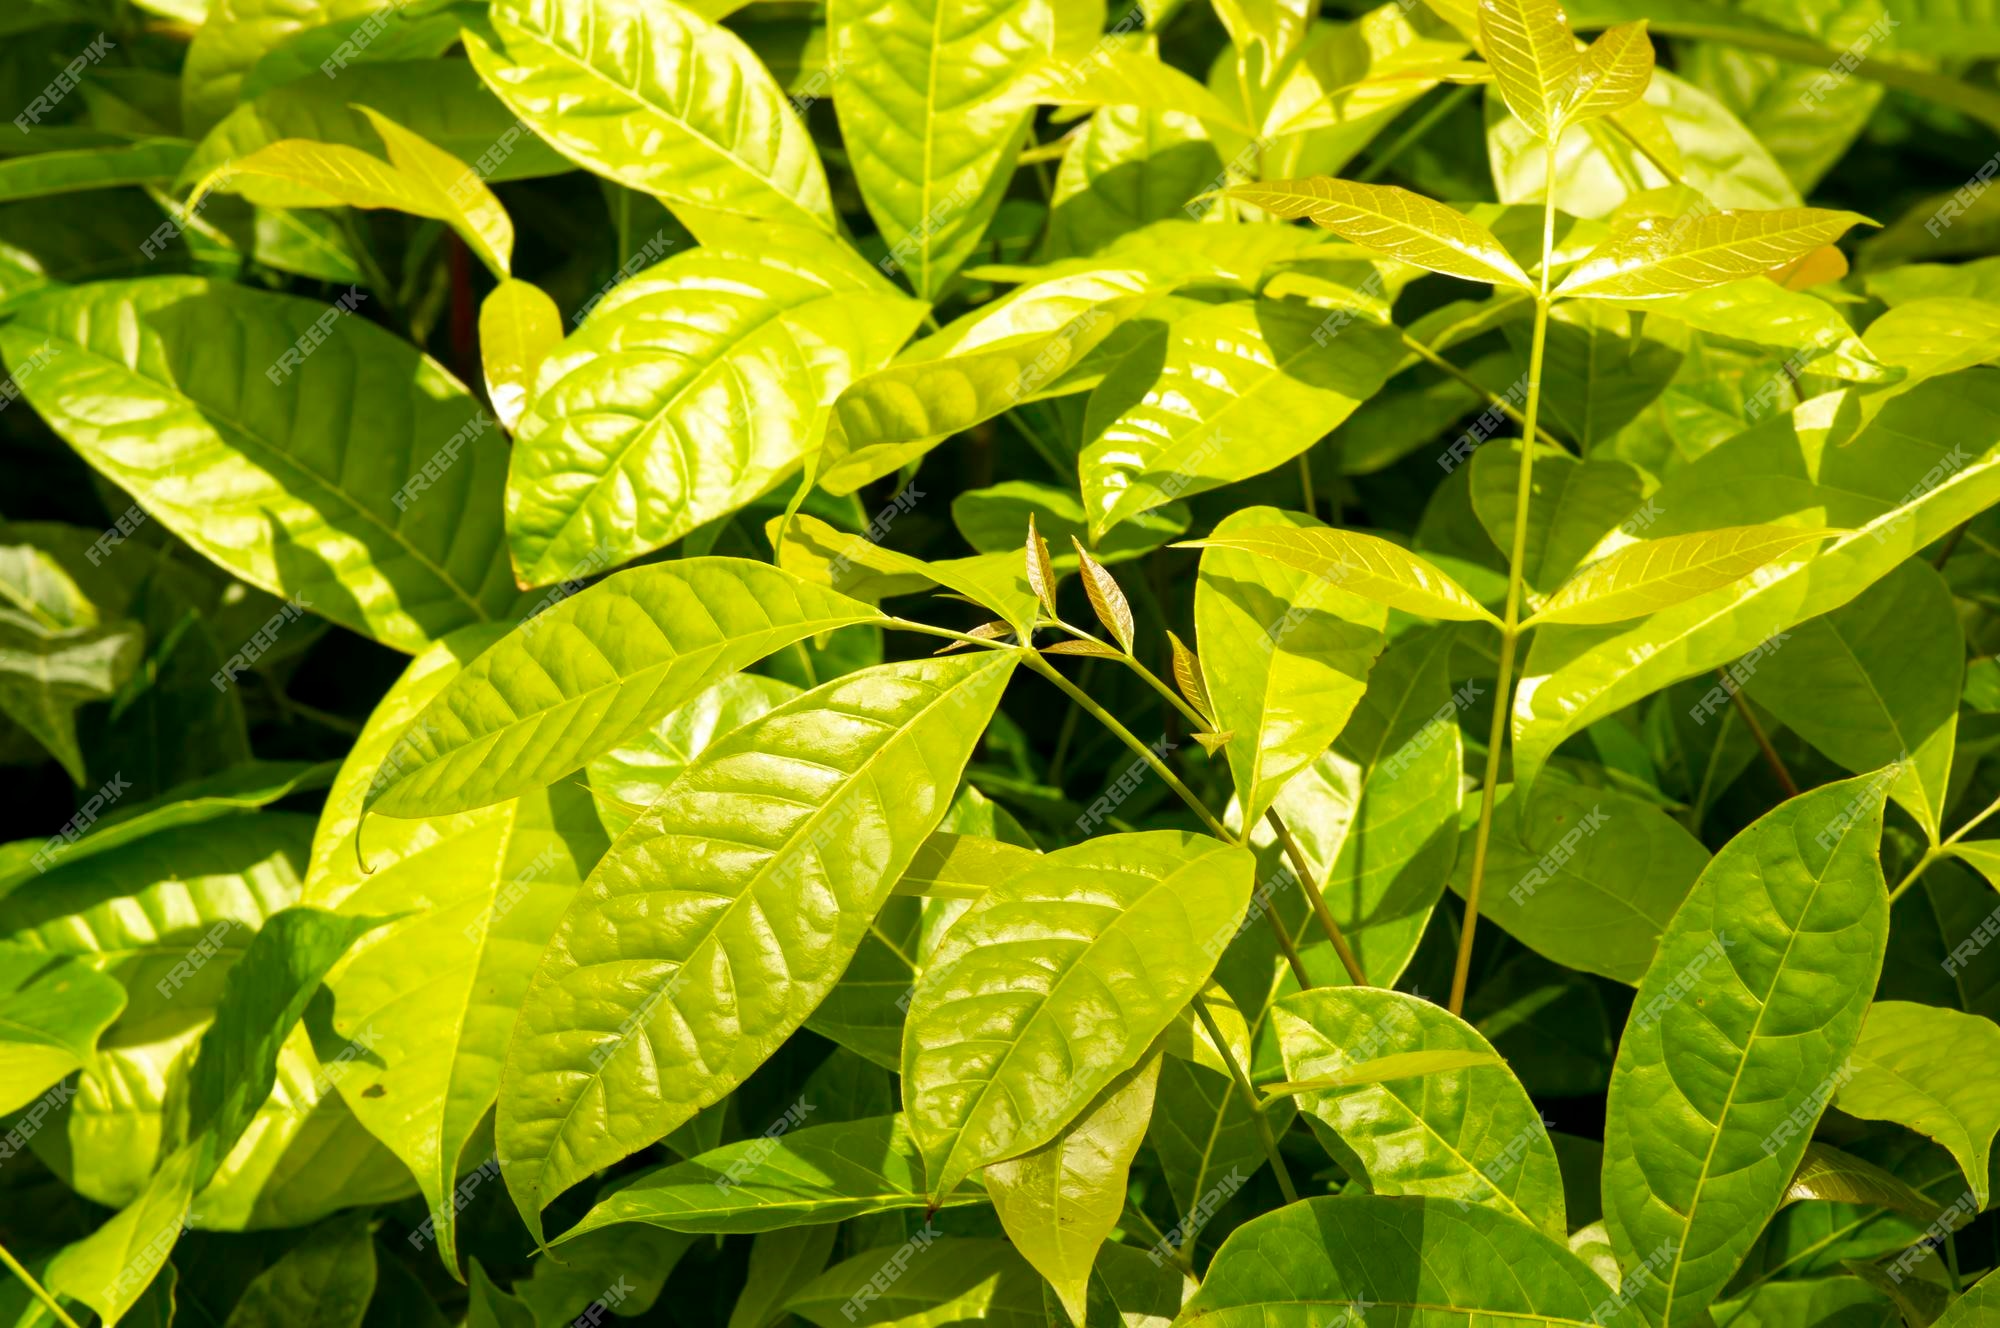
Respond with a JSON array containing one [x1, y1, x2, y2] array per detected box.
[[0, 1241, 82, 1328], [1889, 789, 2000, 904], [1396, 330, 1571, 455], [1121, 1197, 1194, 1274], [1053, 621, 1365, 985], [1448, 126, 1560, 1018], [1358, 84, 1475, 184], [1296, 450, 1317, 521], [1262, 811, 1368, 987], [1192, 993, 1298, 1205], [1726, 683, 1798, 798]]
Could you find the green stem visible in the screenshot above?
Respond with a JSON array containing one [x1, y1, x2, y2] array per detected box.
[[1448, 124, 1560, 1018], [1889, 789, 2000, 904], [1296, 450, 1317, 521], [1726, 683, 1797, 799], [1193, 994, 1298, 1205], [1056, 622, 1362, 985], [0, 1242, 82, 1328], [1020, 650, 1234, 843], [1397, 330, 1571, 455]]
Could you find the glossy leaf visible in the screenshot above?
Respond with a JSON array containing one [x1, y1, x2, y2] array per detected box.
[[828, 0, 1050, 298], [1836, 1000, 2000, 1210], [586, 673, 802, 838], [496, 651, 1016, 1237], [1479, 0, 1582, 139], [903, 831, 1253, 1201], [0, 944, 126, 1115], [1079, 299, 1405, 536], [1602, 774, 1892, 1328], [0, 278, 519, 654], [1557, 208, 1875, 299], [986, 1053, 1161, 1322], [1219, 178, 1535, 290], [1527, 525, 1834, 626], [1179, 1195, 1636, 1327], [1194, 507, 1387, 826], [466, 0, 836, 231], [561, 1115, 980, 1237], [479, 279, 563, 435], [363, 559, 881, 818], [1274, 987, 1566, 1237], [505, 219, 923, 586], [1568, 21, 1654, 123], [1184, 526, 1499, 624], [220, 1210, 375, 1327]]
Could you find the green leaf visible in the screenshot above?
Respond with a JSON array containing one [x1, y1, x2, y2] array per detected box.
[[479, 278, 562, 434], [0, 141, 193, 203], [220, 1210, 376, 1328], [828, 0, 1050, 297], [0, 604, 141, 786], [787, 1239, 1045, 1328], [180, 0, 390, 134], [506, 220, 923, 587], [561, 1114, 978, 1238], [727, 1227, 840, 1328], [1835, 1000, 2000, 1211], [46, 1141, 202, 1328], [0, 944, 125, 1114], [817, 271, 1159, 495], [1527, 525, 1834, 626], [1274, 987, 1566, 1237], [1602, 774, 1892, 1328], [514, 1224, 688, 1325], [1264, 625, 1466, 984], [1194, 506, 1386, 826], [1219, 178, 1536, 291], [1178, 1194, 1636, 1327], [586, 673, 802, 838], [1183, 526, 1499, 624], [1447, 775, 1708, 985], [1478, 0, 1582, 139], [1784, 1142, 1943, 1222], [0, 278, 519, 654], [987, 1053, 1162, 1323], [180, 58, 572, 191], [1468, 442, 1648, 595], [1936, 1273, 2000, 1328], [1711, 1275, 1900, 1328], [300, 627, 608, 1276], [193, 106, 515, 278], [904, 830, 1253, 1201], [1864, 297, 2000, 387], [1557, 207, 1875, 299], [1646, 279, 1893, 384], [1568, 20, 1654, 124], [1740, 560, 1961, 842], [178, 907, 386, 1190], [466, 0, 835, 231], [1079, 299, 1405, 537], [1512, 375, 2000, 792], [363, 558, 880, 818], [497, 651, 1015, 1237]]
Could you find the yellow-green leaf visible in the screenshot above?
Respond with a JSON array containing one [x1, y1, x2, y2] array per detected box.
[[1221, 178, 1535, 290], [1477, 0, 1581, 140], [479, 280, 562, 434], [1182, 526, 1501, 624], [1556, 207, 1874, 300], [1527, 525, 1834, 626], [1567, 21, 1653, 124]]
